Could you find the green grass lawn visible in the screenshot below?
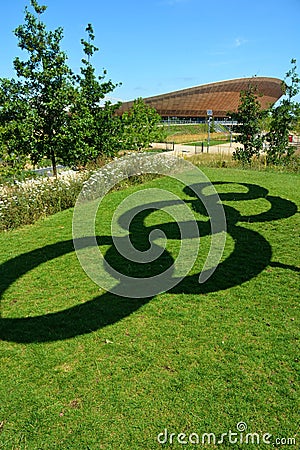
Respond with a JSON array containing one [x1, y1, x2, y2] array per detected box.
[[0, 168, 299, 449]]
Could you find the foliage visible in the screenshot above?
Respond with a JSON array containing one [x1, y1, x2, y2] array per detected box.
[[121, 98, 165, 151], [0, 160, 36, 185], [230, 82, 265, 164], [0, 78, 35, 170], [294, 119, 300, 134], [265, 59, 300, 164], [61, 24, 122, 165], [0, 1, 121, 174], [0, 130, 29, 182], [11, 0, 76, 176]]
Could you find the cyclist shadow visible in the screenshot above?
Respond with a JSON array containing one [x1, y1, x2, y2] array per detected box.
[[0, 182, 298, 343]]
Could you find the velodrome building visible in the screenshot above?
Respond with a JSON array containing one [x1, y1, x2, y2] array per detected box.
[[117, 77, 284, 122]]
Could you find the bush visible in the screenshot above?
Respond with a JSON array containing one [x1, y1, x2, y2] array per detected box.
[[0, 171, 89, 231]]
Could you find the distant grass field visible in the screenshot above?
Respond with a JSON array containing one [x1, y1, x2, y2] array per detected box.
[[186, 139, 230, 147], [166, 132, 229, 145], [163, 124, 230, 145], [163, 124, 208, 135], [0, 167, 299, 449]]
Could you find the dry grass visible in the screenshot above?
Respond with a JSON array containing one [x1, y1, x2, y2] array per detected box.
[[166, 132, 229, 143], [187, 152, 300, 172], [188, 153, 237, 168]]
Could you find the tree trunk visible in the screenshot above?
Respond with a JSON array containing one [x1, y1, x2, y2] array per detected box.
[[50, 148, 57, 178]]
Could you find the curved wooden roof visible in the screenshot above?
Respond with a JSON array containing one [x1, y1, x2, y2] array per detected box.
[[117, 77, 284, 118]]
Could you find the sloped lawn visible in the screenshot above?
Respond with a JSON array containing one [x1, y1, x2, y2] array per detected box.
[[0, 168, 299, 449]]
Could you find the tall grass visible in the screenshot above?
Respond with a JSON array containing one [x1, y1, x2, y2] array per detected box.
[[188, 153, 300, 173], [0, 172, 89, 231]]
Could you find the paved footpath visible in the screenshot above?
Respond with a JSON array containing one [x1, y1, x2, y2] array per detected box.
[[151, 142, 240, 156]]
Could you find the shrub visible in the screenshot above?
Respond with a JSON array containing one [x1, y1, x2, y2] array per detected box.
[[0, 171, 89, 231]]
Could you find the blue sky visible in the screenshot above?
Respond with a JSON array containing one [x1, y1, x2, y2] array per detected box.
[[0, 0, 299, 102]]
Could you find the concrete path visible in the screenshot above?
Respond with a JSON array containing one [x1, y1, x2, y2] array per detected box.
[[151, 142, 240, 156]]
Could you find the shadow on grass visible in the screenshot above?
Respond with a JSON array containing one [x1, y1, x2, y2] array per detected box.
[[0, 182, 298, 343]]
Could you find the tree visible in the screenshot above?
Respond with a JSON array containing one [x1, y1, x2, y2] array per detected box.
[[230, 82, 265, 164], [0, 2, 122, 173], [76, 24, 122, 159], [121, 98, 164, 151], [11, 0, 76, 176], [265, 59, 300, 164], [60, 23, 122, 166]]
